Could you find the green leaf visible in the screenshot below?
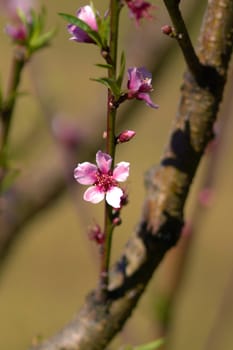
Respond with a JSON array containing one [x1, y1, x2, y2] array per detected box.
[[98, 13, 110, 48], [117, 51, 126, 88], [17, 8, 28, 26], [133, 338, 165, 350], [95, 63, 113, 69], [29, 28, 57, 52], [91, 77, 121, 97], [59, 13, 103, 48], [29, 8, 44, 40]]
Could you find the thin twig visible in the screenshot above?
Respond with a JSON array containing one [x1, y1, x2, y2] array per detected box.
[[163, 0, 205, 83]]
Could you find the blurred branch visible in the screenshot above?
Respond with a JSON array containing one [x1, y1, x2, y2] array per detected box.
[[0, 153, 66, 262], [204, 265, 233, 350], [30, 0, 233, 349], [0, 0, 204, 268], [155, 65, 233, 339], [0, 50, 26, 148]]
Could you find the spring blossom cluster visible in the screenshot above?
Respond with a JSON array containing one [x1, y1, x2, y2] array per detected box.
[[68, 2, 157, 208]]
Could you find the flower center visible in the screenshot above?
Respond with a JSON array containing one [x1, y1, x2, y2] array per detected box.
[[95, 171, 117, 192], [139, 77, 152, 92]]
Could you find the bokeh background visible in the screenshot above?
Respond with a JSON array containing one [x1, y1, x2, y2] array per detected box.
[[0, 1, 233, 349]]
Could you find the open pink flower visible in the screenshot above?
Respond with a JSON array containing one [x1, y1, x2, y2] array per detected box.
[[67, 5, 98, 43], [74, 150, 130, 208], [127, 67, 158, 108]]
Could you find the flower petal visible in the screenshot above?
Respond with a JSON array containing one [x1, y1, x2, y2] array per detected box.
[[137, 67, 152, 81], [83, 186, 105, 203], [67, 5, 98, 43], [137, 92, 159, 109], [113, 162, 130, 182], [77, 5, 98, 31], [106, 187, 123, 208], [96, 150, 112, 173], [74, 162, 97, 184], [67, 23, 92, 43], [127, 67, 141, 91]]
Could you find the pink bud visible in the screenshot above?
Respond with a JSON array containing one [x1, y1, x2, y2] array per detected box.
[[112, 217, 122, 226], [117, 130, 136, 143], [120, 191, 129, 207], [88, 224, 105, 245], [5, 23, 27, 42], [161, 24, 174, 36]]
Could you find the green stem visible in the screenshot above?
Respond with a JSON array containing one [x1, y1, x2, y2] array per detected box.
[[99, 0, 121, 297], [100, 203, 114, 291], [106, 0, 121, 161], [1, 50, 26, 150]]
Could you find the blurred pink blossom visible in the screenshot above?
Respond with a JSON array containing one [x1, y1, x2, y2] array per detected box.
[[0, 0, 35, 19], [198, 188, 215, 208], [125, 0, 154, 25]]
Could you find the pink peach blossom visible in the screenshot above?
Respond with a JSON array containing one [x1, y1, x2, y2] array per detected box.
[[74, 150, 130, 208], [127, 67, 158, 108], [67, 5, 98, 43]]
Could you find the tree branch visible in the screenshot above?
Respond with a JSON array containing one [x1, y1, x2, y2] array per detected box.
[[30, 0, 233, 349], [163, 0, 204, 82]]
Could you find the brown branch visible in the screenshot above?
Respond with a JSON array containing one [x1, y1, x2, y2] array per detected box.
[[163, 0, 205, 82], [29, 0, 233, 349]]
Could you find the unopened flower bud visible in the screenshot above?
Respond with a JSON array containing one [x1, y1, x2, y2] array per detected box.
[[120, 191, 129, 207], [112, 217, 122, 226], [88, 224, 105, 245], [117, 130, 136, 143], [161, 24, 174, 36], [67, 5, 98, 44], [5, 23, 27, 42]]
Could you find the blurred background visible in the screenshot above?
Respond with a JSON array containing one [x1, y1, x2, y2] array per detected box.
[[0, 1, 233, 349]]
